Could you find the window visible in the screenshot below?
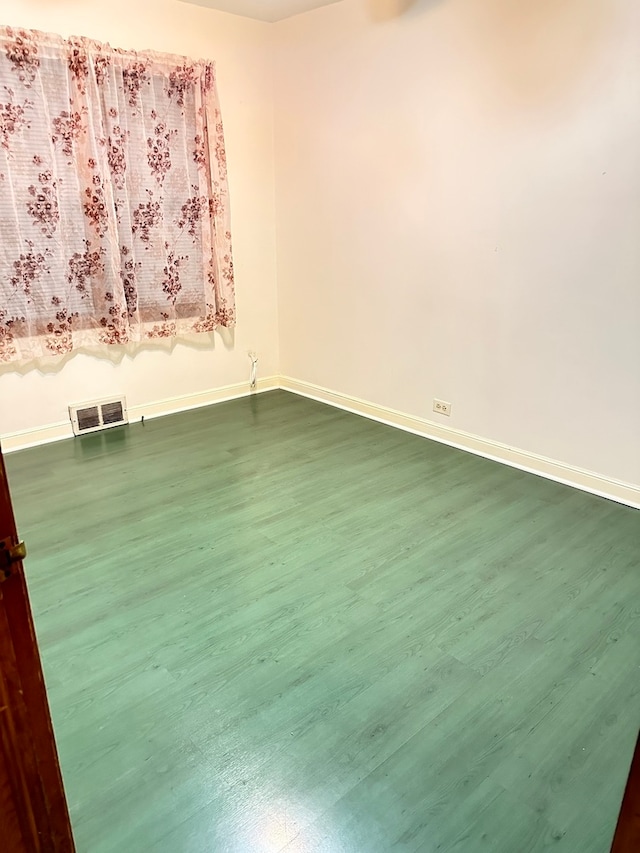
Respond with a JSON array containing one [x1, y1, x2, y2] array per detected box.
[[0, 26, 235, 363]]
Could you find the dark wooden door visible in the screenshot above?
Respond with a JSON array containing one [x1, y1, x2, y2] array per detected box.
[[611, 733, 640, 852], [0, 445, 74, 852]]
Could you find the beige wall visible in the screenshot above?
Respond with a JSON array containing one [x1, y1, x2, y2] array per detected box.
[[0, 0, 278, 437], [274, 0, 640, 487]]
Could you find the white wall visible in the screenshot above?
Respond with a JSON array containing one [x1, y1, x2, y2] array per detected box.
[[0, 0, 278, 438], [274, 0, 640, 487]]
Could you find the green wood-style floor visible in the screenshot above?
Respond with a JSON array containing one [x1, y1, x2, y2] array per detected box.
[[5, 390, 640, 852]]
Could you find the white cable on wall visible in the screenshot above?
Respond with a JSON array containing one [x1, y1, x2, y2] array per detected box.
[[249, 351, 258, 390]]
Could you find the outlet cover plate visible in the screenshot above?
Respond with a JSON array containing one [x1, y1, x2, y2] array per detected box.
[[433, 399, 451, 416]]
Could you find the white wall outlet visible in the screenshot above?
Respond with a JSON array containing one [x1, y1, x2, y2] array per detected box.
[[433, 399, 451, 416]]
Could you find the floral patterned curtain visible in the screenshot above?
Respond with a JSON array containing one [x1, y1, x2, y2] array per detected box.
[[0, 26, 235, 363]]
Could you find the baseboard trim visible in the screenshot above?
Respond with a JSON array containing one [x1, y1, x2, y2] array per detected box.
[[128, 376, 279, 422], [0, 376, 279, 454], [280, 376, 640, 510], [4, 374, 638, 509], [0, 421, 74, 453]]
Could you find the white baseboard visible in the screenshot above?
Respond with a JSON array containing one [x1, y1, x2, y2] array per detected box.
[[128, 376, 279, 422], [0, 421, 74, 453], [280, 376, 640, 510], [0, 376, 279, 454], [3, 373, 638, 509]]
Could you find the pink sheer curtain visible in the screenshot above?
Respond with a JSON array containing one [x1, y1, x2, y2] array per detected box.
[[0, 26, 235, 363]]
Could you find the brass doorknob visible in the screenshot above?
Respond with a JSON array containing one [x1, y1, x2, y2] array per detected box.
[[1, 539, 27, 579], [8, 541, 27, 563]]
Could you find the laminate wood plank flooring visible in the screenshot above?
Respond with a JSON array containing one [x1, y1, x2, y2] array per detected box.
[[4, 390, 639, 852]]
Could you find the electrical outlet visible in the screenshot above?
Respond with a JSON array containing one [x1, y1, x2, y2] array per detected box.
[[433, 399, 451, 417]]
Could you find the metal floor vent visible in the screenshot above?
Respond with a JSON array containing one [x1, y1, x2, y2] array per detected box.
[[69, 397, 128, 436]]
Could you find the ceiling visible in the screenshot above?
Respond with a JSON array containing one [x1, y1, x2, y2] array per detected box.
[[179, 0, 342, 23]]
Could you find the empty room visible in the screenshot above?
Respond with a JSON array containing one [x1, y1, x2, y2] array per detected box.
[[0, 0, 639, 851]]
